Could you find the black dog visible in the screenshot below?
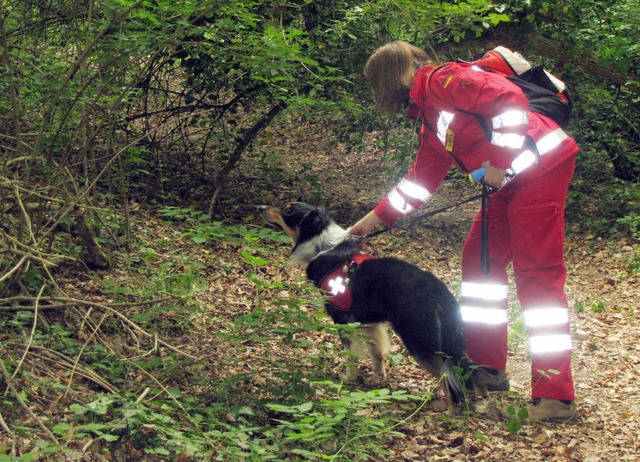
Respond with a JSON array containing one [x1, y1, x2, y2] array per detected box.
[[260, 202, 479, 410]]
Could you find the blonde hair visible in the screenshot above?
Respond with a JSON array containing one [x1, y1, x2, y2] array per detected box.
[[364, 41, 433, 114]]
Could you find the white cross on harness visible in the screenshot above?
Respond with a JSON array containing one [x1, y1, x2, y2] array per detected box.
[[328, 276, 347, 295]]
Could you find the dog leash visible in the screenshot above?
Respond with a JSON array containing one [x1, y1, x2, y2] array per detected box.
[[364, 192, 484, 239], [480, 185, 491, 275]]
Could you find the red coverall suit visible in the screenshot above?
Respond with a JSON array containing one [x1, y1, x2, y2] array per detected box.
[[373, 63, 578, 401]]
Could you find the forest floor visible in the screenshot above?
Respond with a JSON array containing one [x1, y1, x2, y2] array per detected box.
[[205, 119, 639, 461], [2, 119, 638, 461]]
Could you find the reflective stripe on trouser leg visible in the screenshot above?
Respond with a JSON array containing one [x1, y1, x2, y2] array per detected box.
[[509, 157, 577, 401], [525, 306, 574, 400], [460, 282, 509, 369], [461, 194, 512, 370]]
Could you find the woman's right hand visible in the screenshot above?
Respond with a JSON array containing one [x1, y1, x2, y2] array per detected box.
[[348, 210, 382, 236], [481, 161, 507, 189]]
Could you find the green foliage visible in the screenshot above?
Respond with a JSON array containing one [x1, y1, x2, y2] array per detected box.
[[617, 213, 640, 239], [507, 302, 528, 354], [574, 299, 609, 314], [589, 300, 607, 314], [265, 385, 422, 460], [51, 393, 216, 459], [158, 206, 290, 246], [622, 245, 640, 276], [508, 316, 528, 353], [504, 405, 529, 435], [2, 0, 512, 196]]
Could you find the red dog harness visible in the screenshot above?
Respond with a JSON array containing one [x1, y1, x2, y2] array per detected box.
[[317, 252, 375, 311]]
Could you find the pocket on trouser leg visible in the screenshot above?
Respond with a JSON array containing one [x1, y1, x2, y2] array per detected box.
[[509, 202, 568, 307]]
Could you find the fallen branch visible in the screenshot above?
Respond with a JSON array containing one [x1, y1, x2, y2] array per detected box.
[[26, 345, 118, 394], [0, 295, 175, 310], [0, 408, 17, 457], [0, 355, 59, 445], [0, 295, 199, 360], [11, 285, 45, 379], [0, 255, 28, 284], [64, 310, 109, 398]]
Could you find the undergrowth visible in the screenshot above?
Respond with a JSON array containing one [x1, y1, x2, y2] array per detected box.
[[0, 208, 437, 461], [4, 204, 634, 459]]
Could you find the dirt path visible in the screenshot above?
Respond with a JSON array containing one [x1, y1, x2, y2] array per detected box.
[[230, 120, 640, 460]]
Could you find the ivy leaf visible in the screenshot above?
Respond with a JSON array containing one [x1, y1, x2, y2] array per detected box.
[[298, 402, 313, 412], [507, 418, 522, 435]]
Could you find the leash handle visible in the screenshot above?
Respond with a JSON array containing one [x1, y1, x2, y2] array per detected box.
[[469, 167, 486, 184]]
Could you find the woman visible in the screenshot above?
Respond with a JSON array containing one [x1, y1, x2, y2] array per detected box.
[[349, 41, 578, 422]]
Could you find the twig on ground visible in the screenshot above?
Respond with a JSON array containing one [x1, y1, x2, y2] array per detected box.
[[64, 310, 110, 399], [11, 285, 45, 379], [27, 345, 118, 394], [0, 355, 59, 445], [0, 255, 28, 284], [0, 295, 198, 363], [0, 409, 17, 457], [52, 296, 200, 359]]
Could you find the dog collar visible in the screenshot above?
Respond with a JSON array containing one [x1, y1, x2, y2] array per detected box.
[[317, 252, 374, 311]]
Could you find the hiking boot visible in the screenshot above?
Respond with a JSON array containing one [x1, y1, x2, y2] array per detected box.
[[474, 367, 510, 393], [501, 398, 578, 423], [526, 398, 577, 422]]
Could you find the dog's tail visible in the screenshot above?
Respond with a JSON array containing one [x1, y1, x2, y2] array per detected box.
[[443, 354, 477, 405], [431, 280, 478, 404]]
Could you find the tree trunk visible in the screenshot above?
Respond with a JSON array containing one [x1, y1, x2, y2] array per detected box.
[[207, 101, 287, 217], [74, 208, 110, 269]]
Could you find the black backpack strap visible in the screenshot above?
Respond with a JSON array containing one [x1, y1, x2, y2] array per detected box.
[[474, 114, 492, 140]]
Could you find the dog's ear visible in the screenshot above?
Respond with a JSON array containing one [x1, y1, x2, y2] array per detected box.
[[299, 208, 322, 228], [298, 208, 330, 243]]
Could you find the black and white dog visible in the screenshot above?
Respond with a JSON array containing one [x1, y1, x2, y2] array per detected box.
[[259, 202, 479, 410]]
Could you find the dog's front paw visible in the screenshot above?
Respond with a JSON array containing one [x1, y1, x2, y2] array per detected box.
[[372, 363, 386, 381], [367, 374, 389, 389], [429, 397, 450, 413], [343, 365, 360, 383]]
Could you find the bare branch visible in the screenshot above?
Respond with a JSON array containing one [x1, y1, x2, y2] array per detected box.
[[0, 356, 59, 444]]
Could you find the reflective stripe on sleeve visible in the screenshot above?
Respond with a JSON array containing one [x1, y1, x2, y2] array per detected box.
[[388, 189, 414, 214], [492, 110, 528, 129], [387, 179, 432, 214], [529, 334, 572, 354], [491, 132, 526, 149], [436, 111, 455, 145], [397, 179, 431, 202]]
